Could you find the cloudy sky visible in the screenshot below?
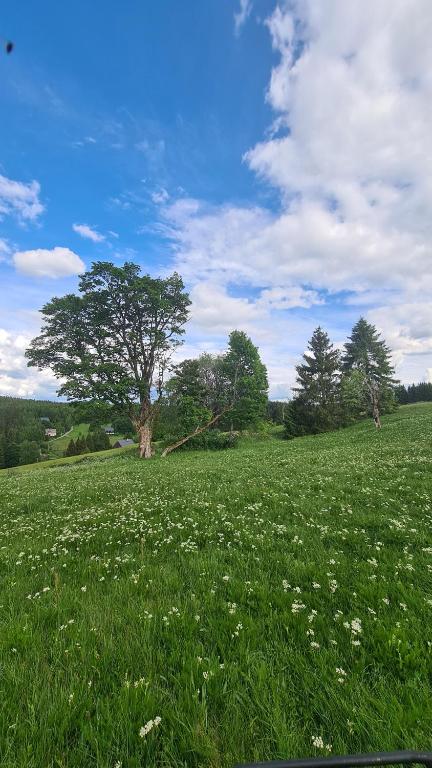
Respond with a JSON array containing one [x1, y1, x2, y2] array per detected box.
[[1, 0, 432, 400]]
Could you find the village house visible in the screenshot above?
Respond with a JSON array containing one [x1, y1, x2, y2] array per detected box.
[[45, 428, 57, 438], [113, 439, 134, 448]]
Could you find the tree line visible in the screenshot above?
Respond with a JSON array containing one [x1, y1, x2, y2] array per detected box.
[[20, 260, 424, 461], [63, 426, 112, 457], [395, 382, 432, 404], [284, 319, 396, 438]]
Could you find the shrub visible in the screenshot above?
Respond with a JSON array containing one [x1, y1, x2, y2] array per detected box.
[[177, 429, 239, 452]]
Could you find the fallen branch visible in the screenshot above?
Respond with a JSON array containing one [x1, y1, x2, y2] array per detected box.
[[161, 406, 232, 457]]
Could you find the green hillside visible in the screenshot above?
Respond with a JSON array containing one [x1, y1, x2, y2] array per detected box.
[[0, 404, 431, 767], [47, 422, 90, 457]]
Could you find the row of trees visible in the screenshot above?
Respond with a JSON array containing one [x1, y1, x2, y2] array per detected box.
[[23, 260, 420, 458], [26, 262, 269, 459], [64, 428, 112, 457], [395, 382, 432, 404], [285, 319, 396, 437]]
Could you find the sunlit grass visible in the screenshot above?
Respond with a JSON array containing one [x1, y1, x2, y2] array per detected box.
[[0, 404, 431, 767]]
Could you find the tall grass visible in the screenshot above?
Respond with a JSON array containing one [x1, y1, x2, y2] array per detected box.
[[0, 404, 431, 767]]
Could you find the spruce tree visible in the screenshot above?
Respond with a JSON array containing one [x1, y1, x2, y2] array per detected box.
[[64, 438, 77, 457], [19, 440, 40, 465], [4, 442, 20, 468], [342, 317, 396, 427], [75, 436, 87, 454], [286, 327, 340, 436]]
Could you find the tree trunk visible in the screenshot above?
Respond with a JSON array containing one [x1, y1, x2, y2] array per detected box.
[[161, 407, 231, 458], [366, 378, 381, 429], [139, 421, 153, 458], [133, 398, 155, 459]]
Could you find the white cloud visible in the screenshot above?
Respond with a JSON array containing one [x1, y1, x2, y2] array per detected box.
[[13, 247, 85, 278], [189, 281, 263, 333], [0, 174, 44, 222], [151, 188, 169, 205], [72, 223, 105, 242], [234, 0, 253, 35], [0, 328, 58, 398], [159, 0, 432, 388]]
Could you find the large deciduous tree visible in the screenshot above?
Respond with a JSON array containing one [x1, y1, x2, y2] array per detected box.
[[341, 317, 396, 428], [26, 262, 191, 458]]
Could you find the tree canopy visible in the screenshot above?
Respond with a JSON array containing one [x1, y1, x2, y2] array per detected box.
[[26, 262, 191, 458]]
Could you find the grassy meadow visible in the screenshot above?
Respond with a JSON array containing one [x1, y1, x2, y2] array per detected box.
[[0, 403, 431, 767]]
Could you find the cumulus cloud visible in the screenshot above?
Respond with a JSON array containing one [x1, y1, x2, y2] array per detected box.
[[234, 0, 252, 35], [0, 328, 58, 398], [160, 0, 432, 386], [0, 174, 44, 222], [72, 223, 105, 242], [13, 247, 85, 278]]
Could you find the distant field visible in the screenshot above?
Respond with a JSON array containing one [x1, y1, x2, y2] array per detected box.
[[48, 422, 90, 457], [47, 423, 127, 461], [0, 404, 431, 767]]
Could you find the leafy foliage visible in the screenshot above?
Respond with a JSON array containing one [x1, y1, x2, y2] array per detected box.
[[26, 262, 191, 457], [165, 331, 268, 448]]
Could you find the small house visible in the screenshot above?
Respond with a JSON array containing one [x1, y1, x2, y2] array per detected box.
[[104, 425, 115, 435], [45, 428, 57, 438], [113, 439, 134, 448]]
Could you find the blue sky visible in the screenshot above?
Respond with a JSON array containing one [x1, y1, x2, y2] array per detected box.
[[1, 0, 432, 399]]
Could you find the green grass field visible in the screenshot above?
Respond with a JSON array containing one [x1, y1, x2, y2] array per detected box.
[[0, 403, 431, 767], [48, 423, 90, 458]]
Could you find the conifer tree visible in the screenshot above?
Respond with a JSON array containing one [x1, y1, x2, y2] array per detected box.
[[75, 436, 87, 454], [64, 438, 77, 457], [285, 327, 340, 437], [342, 317, 396, 427], [19, 440, 40, 465]]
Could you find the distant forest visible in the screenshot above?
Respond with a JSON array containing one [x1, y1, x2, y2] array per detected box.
[[0, 397, 74, 469], [395, 382, 432, 404]]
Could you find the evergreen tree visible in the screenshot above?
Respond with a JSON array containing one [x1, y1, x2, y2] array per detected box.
[[342, 317, 396, 427], [340, 370, 368, 423], [64, 438, 77, 457], [397, 382, 432, 404], [285, 327, 340, 436], [4, 442, 20, 468], [19, 440, 40, 465], [75, 436, 88, 454], [394, 384, 409, 404], [0, 438, 5, 469]]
